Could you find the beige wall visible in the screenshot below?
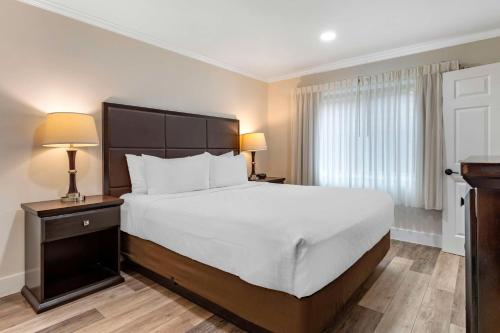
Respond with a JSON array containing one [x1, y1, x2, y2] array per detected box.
[[267, 78, 300, 182], [267, 36, 500, 238], [0, 1, 268, 296]]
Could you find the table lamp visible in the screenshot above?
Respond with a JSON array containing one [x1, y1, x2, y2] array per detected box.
[[42, 112, 99, 202], [241, 132, 267, 180]]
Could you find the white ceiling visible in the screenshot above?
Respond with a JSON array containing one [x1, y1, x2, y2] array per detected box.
[[22, 0, 500, 81]]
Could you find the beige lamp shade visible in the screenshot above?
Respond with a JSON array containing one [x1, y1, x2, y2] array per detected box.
[[241, 132, 267, 152], [42, 112, 99, 148]]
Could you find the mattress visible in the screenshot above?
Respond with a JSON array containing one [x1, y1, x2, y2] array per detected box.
[[121, 182, 393, 298]]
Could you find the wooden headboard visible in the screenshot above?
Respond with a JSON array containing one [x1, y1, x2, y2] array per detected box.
[[102, 102, 240, 196]]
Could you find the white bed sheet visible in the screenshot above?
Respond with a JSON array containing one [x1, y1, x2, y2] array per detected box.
[[121, 182, 393, 298]]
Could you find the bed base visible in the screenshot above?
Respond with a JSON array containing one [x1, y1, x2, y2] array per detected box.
[[123, 259, 269, 332], [121, 232, 390, 333]]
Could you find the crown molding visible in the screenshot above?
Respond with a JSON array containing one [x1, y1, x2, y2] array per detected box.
[[268, 28, 500, 82], [18, 0, 500, 83], [19, 0, 268, 82]]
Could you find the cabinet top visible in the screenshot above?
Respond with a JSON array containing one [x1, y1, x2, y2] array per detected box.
[[461, 155, 500, 164], [21, 195, 123, 218], [253, 177, 286, 183], [461, 156, 500, 189]]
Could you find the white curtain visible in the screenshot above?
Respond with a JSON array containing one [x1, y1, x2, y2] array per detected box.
[[291, 61, 459, 209], [419, 61, 459, 209], [314, 69, 423, 207], [291, 85, 322, 185]]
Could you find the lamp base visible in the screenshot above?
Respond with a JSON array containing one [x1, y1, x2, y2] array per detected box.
[[61, 192, 85, 202], [248, 151, 258, 181]]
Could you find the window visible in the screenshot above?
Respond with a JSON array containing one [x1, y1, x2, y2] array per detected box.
[[314, 73, 423, 207]]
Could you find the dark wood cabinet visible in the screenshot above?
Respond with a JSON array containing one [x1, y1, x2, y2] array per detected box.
[[461, 156, 500, 333], [21, 195, 124, 313]]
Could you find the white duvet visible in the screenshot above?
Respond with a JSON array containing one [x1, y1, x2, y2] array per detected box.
[[121, 182, 393, 298]]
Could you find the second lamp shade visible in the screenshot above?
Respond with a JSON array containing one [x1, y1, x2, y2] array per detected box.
[[241, 132, 267, 152]]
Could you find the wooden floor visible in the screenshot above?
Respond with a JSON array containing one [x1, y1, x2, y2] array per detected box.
[[0, 240, 465, 333]]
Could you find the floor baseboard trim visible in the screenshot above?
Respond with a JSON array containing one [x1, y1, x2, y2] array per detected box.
[[0, 272, 24, 298], [390, 227, 442, 248]]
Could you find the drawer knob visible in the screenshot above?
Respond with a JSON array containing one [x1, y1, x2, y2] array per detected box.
[[83, 219, 90, 227]]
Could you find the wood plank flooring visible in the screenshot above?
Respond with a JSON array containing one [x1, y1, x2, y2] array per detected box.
[[0, 240, 465, 333]]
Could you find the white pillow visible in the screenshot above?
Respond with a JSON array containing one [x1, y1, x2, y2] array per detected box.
[[209, 154, 248, 188], [125, 154, 147, 194], [143, 153, 210, 194], [219, 151, 234, 157]]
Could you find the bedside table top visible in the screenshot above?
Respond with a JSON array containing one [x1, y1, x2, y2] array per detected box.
[[21, 195, 123, 218], [253, 177, 286, 183]]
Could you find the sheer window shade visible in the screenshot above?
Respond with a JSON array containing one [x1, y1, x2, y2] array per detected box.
[[291, 61, 458, 210]]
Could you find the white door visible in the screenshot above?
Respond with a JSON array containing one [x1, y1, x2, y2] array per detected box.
[[442, 62, 500, 255]]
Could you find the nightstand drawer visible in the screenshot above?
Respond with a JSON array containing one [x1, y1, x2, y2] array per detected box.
[[44, 206, 120, 242]]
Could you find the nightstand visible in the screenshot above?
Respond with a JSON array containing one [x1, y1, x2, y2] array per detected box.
[[20, 195, 124, 313], [253, 177, 286, 184]]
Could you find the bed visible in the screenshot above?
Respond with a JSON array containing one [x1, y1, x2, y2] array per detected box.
[[102, 102, 393, 333]]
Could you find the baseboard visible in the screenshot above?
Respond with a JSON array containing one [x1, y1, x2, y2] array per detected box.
[[390, 227, 442, 248], [0, 272, 24, 298]]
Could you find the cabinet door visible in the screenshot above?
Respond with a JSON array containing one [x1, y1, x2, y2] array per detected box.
[[464, 190, 477, 333], [475, 188, 500, 333]]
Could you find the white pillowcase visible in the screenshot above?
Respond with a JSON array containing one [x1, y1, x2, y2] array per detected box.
[[125, 154, 147, 194], [219, 151, 234, 157], [209, 153, 248, 188], [143, 153, 210, 195]]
